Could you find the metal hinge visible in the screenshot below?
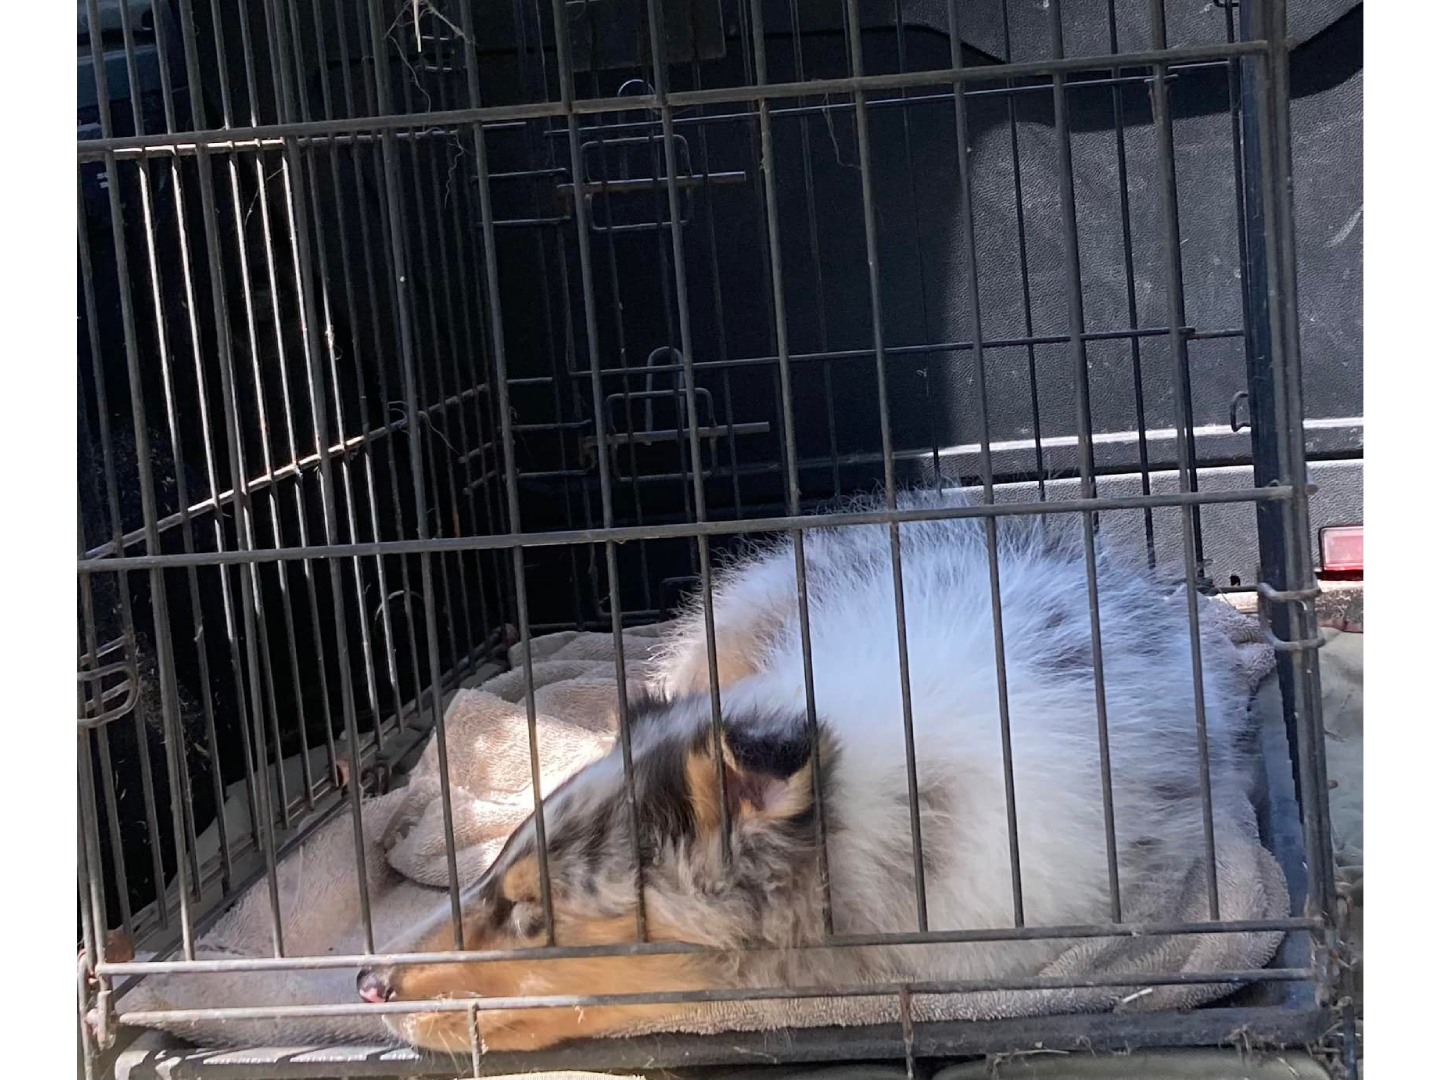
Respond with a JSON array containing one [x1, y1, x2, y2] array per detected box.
[[77, 633, 140, 729]]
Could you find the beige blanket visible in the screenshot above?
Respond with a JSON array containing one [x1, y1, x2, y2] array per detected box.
[[119, 605, 1287, 1050]]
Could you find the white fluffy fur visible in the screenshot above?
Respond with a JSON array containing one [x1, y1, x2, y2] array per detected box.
[[650, 489, 1253, 983]]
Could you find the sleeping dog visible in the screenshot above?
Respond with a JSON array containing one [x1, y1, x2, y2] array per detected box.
[[357, 490, 1251, 1052]]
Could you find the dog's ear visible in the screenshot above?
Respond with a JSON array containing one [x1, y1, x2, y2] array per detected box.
[[683, 710, 821, 831]]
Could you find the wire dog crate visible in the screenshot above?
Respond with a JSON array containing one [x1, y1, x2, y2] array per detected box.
[[78, 0, 1349, 1076]]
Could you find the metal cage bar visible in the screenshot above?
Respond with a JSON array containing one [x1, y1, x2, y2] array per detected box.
[[1043, 0, 1123, 922]]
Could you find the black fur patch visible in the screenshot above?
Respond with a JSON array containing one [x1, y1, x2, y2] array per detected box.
[[1050, 639, 1093, 674], [488, 893, 515, 930], [624, 688, 679, 724], [1151, 779, 1198, 803], [720, 708, 814, 780], [580, 813, 610, 877]]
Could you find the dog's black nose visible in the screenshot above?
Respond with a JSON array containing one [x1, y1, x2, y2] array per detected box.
[[357, 969, 393, 1004]]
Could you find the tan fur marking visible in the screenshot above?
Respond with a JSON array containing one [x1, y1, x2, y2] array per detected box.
[[684, 740, 723, 832], [398, 991, 704, 1053], [683, 737, 816, 829], [669, 638, 764, 697], [501, 856, 540, 903], [384, 903, 708, 1052], [754, 757, 815, 822]]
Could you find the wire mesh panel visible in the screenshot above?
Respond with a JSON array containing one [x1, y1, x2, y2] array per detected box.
[[77, 1, 1341, 1077]]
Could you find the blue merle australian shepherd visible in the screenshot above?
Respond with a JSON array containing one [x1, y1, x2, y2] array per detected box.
[[357, 490, 1252, 1051]]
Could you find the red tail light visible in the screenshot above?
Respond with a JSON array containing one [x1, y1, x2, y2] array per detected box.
[[1319, 525, 1363, 574]]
